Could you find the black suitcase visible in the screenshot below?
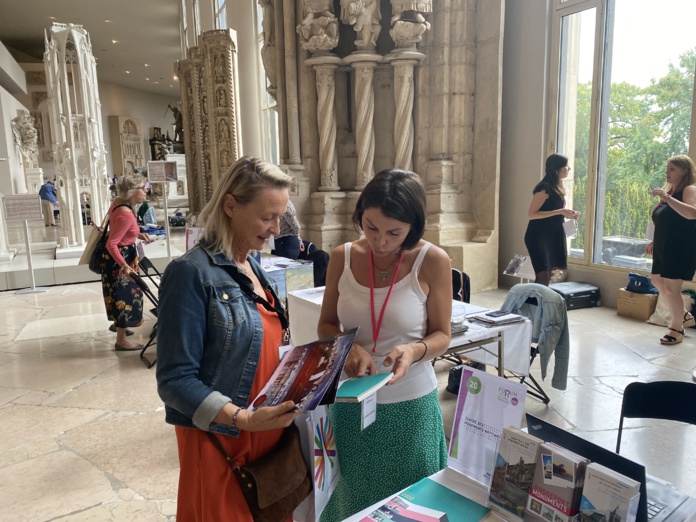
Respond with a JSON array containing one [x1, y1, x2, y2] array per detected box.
[[549, 282, 601, 309]]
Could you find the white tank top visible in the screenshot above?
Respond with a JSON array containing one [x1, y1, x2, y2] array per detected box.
[[336, 242, 438, 404]]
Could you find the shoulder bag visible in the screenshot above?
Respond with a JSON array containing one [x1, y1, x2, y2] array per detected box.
[[86, 203, 132, 274], [206, 424, 312, 522]]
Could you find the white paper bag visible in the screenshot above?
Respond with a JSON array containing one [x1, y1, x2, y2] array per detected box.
[[646, 222, 655, 241], [294, 405, 341, 522], [563, 219, 577, 238]]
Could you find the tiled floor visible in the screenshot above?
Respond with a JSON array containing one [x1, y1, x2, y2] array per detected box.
[[0, 236, 695, 520]]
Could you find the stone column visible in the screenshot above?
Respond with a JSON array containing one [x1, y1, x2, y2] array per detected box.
[[283, 0, 302, 164], [386, 51, 425, 171], [345, 54, 382, 190], [306, 57, 341, 191]]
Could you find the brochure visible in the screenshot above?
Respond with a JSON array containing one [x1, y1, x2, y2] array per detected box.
[[249, 328, 359, 412], [336, 373, 393, 402]]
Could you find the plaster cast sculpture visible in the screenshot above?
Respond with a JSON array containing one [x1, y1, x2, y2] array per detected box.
[[390, 0, 432, 23], [340, 0, 382, 50], [297, 0, 339, 53], [11, 112, 40, 170], [390, 17, 430, 48], [259, 0, 277, 100]]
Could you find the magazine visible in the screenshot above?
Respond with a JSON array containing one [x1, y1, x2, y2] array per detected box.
[[249, 328, 359, 412]]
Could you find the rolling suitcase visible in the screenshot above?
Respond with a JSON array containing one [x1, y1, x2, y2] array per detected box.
[[549, 281, 601, 310]]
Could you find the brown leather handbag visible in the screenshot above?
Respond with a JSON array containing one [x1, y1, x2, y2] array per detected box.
[[207, 424, 312, 522]]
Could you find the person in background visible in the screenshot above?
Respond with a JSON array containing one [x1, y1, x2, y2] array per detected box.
[[317, 168, 452, 521], [645, 155, 696, 345], [39, 180, 58, 227], [524, 153, 580, 285], [271, 199, 302, 259], [100, 174, 152, 351], [136, 201, 158, 228], [156, 157, 300, 521]]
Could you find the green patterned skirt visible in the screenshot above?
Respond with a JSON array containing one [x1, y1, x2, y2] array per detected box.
[[320, 389, 447, 522]]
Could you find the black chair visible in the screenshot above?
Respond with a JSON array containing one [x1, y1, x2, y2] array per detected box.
[[131, 271, 159, 369], [452, 268, 471, 303], [616, 381, 696, 453]]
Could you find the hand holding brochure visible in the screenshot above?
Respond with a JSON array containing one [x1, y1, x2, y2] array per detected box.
[[249, 328, 359, 412]]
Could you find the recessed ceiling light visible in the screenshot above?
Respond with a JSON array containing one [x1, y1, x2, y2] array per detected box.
[[153, 81, 160, 84], [125, 70, 130, 74], [104, 19, 111, 23], [111, 40, 118, 44], [170, 85, 173, 88], [49, 16, 57, 20], [145, 77, 149, 81], [173, 75, 178, 80], [144, 63, 150, 67]]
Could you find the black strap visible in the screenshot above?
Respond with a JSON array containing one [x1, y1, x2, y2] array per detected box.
[[100, 202, 135, 242], [223, 265, 288, 330], [206, 431, 241, 471]]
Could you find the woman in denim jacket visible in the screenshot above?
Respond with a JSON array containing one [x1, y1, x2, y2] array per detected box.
[[156, 157, 299, 521]]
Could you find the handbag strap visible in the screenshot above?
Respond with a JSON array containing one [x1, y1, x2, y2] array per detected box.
[[206, 431, 242, 472], [222, 265, 288, 330], [99, 202, 132, 240]]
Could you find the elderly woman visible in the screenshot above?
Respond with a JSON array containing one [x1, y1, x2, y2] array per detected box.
[[646, 155, 696, 345], [317, 168, 452, 521], [101, 174, 151, 350], [156, 157, 301, 521]]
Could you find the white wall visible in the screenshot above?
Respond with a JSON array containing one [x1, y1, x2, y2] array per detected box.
[[98, 83, 180, 178]]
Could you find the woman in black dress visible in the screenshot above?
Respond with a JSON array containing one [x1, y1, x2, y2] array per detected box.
[[645, 155, 696, 345], [524, 154, 580, 285]]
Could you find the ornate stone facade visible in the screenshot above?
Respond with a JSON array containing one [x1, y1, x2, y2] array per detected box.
[[176, 30, 241, 218], [44, 23, 109, 247], [260, 0, 504, 292]]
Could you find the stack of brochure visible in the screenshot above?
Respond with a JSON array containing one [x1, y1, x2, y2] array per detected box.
[[468, 311, 525, 326]]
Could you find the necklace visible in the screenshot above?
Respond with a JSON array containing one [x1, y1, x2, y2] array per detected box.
[[371, 253, 401, 282]]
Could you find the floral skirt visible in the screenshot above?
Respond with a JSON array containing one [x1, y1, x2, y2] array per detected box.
[[100, 244, 144, 328]]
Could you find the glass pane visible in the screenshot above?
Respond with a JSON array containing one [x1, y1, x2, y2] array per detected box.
[[594, 0, 695, 269], [557, 8, 596, 260]]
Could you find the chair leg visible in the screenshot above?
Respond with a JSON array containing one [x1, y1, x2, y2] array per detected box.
[[139, 323, 157, 369], [520, 373, 551, 404]]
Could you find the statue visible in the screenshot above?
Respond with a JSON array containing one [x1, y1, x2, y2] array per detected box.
[[390, 0, 432, 24], [297, 0, 339, 53], [167, 104, 184, 143], [340, 0, 381, 50], [11, 111, 39, 170], [259, 0, 278, 100], [389, 0, 432, 49]]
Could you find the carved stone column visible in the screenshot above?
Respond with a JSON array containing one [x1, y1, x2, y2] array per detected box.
[[345, 54, 382, 190], [386, 51, 425, 171]]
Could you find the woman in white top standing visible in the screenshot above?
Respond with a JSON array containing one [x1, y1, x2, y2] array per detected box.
[[317, 169, 452, 522]]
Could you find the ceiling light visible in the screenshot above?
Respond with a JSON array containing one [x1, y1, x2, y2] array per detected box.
[[173, 75, 178, 80], [104, 19, 111, 23], [145, 77, 149, 81], [49, 16, 57, 20], [153, 81, 160, 84], [125, 70, 130, 74], [111, 39, 118, 44], [144, 63, 150, 67]]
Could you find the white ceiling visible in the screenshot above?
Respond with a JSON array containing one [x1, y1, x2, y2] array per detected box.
[[0, 0, 183, 98]]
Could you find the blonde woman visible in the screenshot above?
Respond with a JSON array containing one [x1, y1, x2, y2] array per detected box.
[[646, 155, 696, 345]]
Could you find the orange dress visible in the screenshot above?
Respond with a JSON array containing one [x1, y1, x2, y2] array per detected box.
[[174, 294, 290, 522]]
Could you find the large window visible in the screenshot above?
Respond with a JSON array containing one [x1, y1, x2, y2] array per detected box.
[[551, 0, 696, 272], [256, 1, 279, 163], [214, 0, 227, 30]]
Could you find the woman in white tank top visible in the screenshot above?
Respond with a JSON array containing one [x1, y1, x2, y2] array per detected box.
[[317, 169, 452, 522]]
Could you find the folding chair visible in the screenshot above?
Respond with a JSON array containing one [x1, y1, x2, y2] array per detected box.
[[616, 380, 696, 453], [132, 273, 159, 368]]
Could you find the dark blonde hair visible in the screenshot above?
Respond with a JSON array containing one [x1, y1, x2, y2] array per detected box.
[[199, 156, 293, 258], [666, 155, 696, 194]]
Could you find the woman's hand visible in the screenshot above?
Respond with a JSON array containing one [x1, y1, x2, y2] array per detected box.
[[343, 344, 377, 378], [138, 233, 153, 244], [238, 401, 298, 432], [652, 188, 670, 201], [121, 264, 137, 282], [561, 208, 580, 219], [382, 343, 418, 385], [645, 241, 653, 255]]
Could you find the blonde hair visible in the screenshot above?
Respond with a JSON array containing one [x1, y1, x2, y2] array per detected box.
[[667, 155, 696, 194], [117, 173, 146, 200], [198, 156, 293, 258]]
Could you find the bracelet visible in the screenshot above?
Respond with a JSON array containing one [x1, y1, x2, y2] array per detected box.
[[231, 406, 245, 430], [413, 340, 428, 363]]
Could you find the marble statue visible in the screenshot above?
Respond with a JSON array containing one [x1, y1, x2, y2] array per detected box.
[[340, 0, 381, 50], [259, 0, 278, 99], [11, 111, 39, 170], [297, 0, 339, 53]]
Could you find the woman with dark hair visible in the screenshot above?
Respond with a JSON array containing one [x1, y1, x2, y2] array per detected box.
[[524, 153, 580, 285], [317, 168, 452, 521], [645, 155, 696, 345]]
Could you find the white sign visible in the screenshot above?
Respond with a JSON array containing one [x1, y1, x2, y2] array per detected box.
[[147, 160, 178, 183], [447, 367, 527, 487], [4, 194, 43, 221]]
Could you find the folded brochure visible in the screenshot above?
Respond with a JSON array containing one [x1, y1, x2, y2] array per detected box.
[[249, 328, 359, 412], [336, 372, 393, 402]]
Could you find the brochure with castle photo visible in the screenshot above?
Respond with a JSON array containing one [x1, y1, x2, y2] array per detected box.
[[249, 328, 359, 412], [579, 462, 641, 522]]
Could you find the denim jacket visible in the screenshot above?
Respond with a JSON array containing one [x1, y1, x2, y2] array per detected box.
[[501, 283, 570, 390], [156, 240, 282, 437]]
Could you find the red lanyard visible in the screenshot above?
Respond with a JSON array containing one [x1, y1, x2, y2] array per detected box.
[[369, 250, 404, 353]]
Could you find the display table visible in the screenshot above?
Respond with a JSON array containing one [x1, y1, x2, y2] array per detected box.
[[287, 288, 532, 377]]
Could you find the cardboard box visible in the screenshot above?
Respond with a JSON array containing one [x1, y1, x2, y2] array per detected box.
[[617, 288, 658, 321]]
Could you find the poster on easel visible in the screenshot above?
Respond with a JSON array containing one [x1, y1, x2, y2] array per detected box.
[[447, 367, 527, 487]]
